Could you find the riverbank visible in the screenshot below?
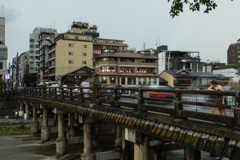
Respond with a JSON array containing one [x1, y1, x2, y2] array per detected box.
[[0, 124, 31, 136]]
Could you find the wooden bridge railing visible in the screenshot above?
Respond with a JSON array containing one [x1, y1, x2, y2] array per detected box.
[[16, 86, 240, 128]]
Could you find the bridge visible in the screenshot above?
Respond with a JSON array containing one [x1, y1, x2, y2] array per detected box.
[[8, 84, 240, 160]]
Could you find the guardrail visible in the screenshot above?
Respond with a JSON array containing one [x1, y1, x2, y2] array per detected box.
[[16, 86, 240, 128]]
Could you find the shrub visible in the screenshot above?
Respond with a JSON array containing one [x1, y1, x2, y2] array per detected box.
[[216, 64, 239, 69]]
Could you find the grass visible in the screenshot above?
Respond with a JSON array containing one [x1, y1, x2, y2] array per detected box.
[[0, 124, 31, 136]]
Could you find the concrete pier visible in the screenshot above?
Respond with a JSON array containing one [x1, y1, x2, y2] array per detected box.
[[81, 123, 94, 160], [67, 113, 75, 137], [24, 103, 30, 120], [19, 102, 24, 117], [56, 113, 67, 158], [134, 134, 149, 160], [115, 125, 122, 148], [185, 146, 201, 160], [31, 105, 39, 134], [41, 108, 50, 142], [154, 140, 166, 160]]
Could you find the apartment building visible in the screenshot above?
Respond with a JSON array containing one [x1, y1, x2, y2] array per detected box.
[[227, 39, 240, 65], [47, 21, 127, 81], [155, 45, 203, 74], [0, 17, 8, 81], [19, 51, 30, 81], [38, 32, 55, 81], [29, 27, 58, 74], [94, 49, 159, 87]]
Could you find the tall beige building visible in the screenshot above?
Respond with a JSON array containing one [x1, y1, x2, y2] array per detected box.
[[0, 17, 8, 81], [47, 21, 125, 81]]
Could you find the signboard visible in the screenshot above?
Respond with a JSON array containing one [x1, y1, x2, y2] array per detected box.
[[5, 74, 9, 79], [40, 71, 43, 82]]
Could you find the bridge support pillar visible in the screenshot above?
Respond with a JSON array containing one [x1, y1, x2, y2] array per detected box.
[[74, 113, 79, 126], [24, 103, 30, 120], [115, 125, 122, 148], [67, 113, 75, 137], [19, 102, 24, 117], [80, 116, 95, 160], [41, 108, 50, 143], [154, 140, 166, 160], [185, 146, 201, 160], [31, 105, 39, 134], [53, 114, 58, 127], [134, 134, 149, 160], [121, 127, 131, 160], [56, 113, 67, 158]]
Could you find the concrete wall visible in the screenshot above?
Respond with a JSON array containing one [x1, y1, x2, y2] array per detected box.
[[55, 38, 93, 77], [0, 17, 5, 45], [159, 71, 174, 87], [158, 52, 166, 74]]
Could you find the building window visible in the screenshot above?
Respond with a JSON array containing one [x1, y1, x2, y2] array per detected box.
[[82, 53, 86, 56], [65, 35, 69, 39], [82, 61, 86, 64], [238, 55, 240, 58], [0, 51, 4, 57], [50, 60, 55, 66], [120, 58, 134, 62], [69, 52, 73, 55], [100, 67, 115, 72], [128, 78, 136, 85], [110, 77, 115, 83], [101, 77, 107, 84], [120, 67, 134, 73], [69, 61, 73, 64], [93, 40, 97, 43], [50, 52, 55, 58], [101, 58, 117, 61], [86, 37, 92, 41], [74, 36, 78, 40], [238, 50, 240, 53], [103, 40, 108, 43], [0, 62, 2, 69], [83, 45, 87, 48], [113, 41, 116, 43], [69, 44, 73, 47], [238, 60, 240, 63]]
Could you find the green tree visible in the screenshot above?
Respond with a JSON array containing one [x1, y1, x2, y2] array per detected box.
[[22, 73, 37, 86], [0, 80, 6, 97], [168, 0, 219, 18]]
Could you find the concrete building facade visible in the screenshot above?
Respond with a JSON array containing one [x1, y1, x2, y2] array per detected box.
[[46, 21, 127, 81], [227, 39, 240, 65], [94, 51, 159, 87], [0, 17, 8, 81], [29, 27, 58, 74]]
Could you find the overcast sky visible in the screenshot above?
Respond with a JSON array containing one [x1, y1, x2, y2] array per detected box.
[[1, 0, 240, 65]]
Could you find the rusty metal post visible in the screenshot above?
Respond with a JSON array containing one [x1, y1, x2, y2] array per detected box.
[[92, 73, 99, 104], [31, 105, 39, 134], [79, 87, 83, 102], [175, 90, 183, 118], [138, 88, 144, 112], [234, 93, 240, 127]]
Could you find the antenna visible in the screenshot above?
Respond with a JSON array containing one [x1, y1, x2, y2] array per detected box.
[[54, 21, 55, 29], [2, 5, 3, 17], [159, 35, 160, 46]]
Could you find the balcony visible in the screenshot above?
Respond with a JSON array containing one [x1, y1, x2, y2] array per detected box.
[[97, 61, 117, 65], [139, 62, 158, 66], [48, 57, 55, 61], [48, 65, 55, 69]]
